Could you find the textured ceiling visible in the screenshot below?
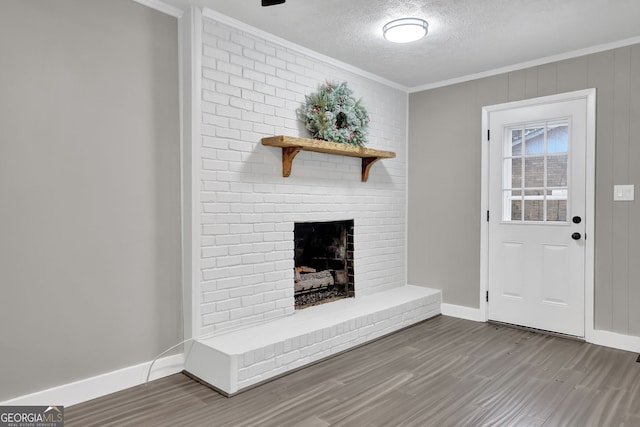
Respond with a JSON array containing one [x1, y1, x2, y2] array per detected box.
[[163, 0, 640, 89]]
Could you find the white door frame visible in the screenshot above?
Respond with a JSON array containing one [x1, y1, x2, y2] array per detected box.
[[480, 88, 596, 340]]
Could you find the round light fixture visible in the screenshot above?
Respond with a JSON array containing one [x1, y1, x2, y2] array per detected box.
[[383, 18, 428, 43]]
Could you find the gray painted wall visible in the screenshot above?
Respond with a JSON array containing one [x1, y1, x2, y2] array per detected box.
[[408, 45, 640, 336], [0, 0, 182, 401]]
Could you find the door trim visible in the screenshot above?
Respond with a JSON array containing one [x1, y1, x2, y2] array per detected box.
[[480, 89, 596, 340]]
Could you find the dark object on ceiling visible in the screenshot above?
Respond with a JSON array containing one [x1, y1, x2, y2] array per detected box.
[[262, 0, 285, 6]]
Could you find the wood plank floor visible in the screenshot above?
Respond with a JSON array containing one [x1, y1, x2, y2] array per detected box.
[[66, 316, 640, 426]]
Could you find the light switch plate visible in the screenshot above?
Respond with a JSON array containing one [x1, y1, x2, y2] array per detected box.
[[614, 184, 634, 201]]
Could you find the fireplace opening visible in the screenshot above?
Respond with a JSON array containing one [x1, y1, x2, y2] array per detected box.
[[294, 220, 354, 309]]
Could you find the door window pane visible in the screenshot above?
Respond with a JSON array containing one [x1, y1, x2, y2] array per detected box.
[[511, 129, 522, 156], [512, 158, 522, 188], [524, 156, 544, 187], [525, 127, 545, 154], [524, 189, 544, 221], [547, 155, 568, 187], [547, 199, 567, 222], [507, 190, 522, 221], [511, 199, 522, 221], [547, 123, 569, 153]]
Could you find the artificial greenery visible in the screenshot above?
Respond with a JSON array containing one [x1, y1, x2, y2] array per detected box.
[[301, 82, 369, 146]]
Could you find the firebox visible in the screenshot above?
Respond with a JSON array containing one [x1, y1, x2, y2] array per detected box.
[[293, 220, 354, 309]]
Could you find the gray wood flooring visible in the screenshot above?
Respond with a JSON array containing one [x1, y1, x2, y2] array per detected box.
[[66, 316, 640, 426]]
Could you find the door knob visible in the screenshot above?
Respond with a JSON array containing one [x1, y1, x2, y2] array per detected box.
[[571, 232, 581, 240], [572, 216, 582, 224]]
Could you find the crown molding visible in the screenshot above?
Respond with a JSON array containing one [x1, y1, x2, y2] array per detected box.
[[201, 8, 409, 93], [409, 36, 640, 93], [131, 0, 184, 18]]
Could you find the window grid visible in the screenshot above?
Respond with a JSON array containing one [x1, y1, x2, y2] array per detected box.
[[502, 121, 569, 223]]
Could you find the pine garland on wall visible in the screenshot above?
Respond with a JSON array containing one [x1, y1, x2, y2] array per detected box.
[[301, 82, 370, 147]]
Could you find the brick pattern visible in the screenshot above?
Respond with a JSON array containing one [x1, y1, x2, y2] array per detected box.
[[199, 17, 408, 334], [235, 294, 441, 390], [184, 286, 442, 394]]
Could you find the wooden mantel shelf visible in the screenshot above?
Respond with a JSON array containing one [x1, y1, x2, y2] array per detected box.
[[261, 135, 396, 182]]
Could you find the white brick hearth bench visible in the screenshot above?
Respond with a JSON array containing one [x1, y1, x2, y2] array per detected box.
[[184, 285, 441, 396]]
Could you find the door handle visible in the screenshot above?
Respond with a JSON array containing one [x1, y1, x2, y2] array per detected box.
[[571, 232, 581, 240], [572, 216, 582, 224]]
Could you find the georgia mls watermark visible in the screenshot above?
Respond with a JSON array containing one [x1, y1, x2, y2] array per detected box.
[[0, 406, 63, 427]]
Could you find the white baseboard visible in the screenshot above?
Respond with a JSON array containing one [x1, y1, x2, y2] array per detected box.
[[0, 353, 184, 407], [441, 303, 484, 322], [587, 329, 640, 354]]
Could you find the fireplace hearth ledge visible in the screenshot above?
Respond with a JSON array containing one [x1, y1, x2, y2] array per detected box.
[[184, 285, 441, 396]]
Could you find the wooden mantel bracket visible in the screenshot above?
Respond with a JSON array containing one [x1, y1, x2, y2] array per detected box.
[[361, 157, 381, 182], [282, 146, 302, 177], [261, 135, 396, 182]]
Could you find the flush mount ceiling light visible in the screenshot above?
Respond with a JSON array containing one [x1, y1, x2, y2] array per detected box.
[[383, 18, 428, 43]]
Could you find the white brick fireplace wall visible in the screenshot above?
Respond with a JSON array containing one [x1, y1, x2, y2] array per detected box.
[[184, 9, 441, 395], [197, 12, 409, 335]]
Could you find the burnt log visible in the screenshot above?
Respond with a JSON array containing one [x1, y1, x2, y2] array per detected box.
[[294, 270, 334, 292]]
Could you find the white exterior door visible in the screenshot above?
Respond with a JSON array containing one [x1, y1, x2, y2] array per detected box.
[[486, 94, 589, 337]]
